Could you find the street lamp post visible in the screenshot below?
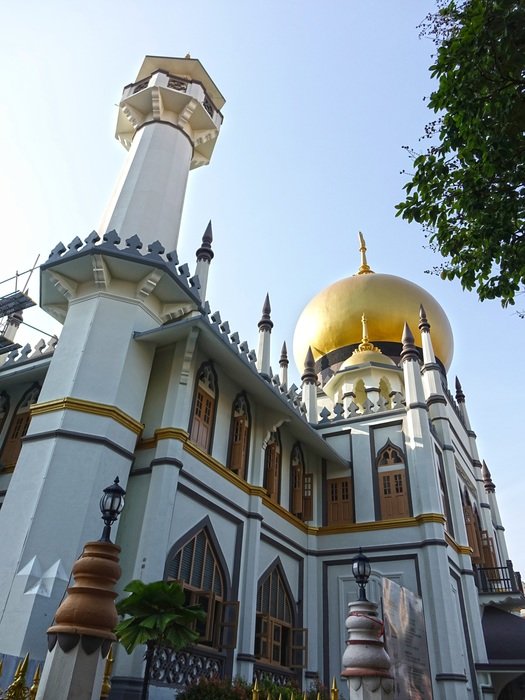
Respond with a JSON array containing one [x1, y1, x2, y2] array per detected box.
[[352, 547, 371, 601], [99, 477, 126, 543], [342, 548, 393, 698]]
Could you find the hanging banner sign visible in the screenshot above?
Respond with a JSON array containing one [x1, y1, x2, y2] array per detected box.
[[382, 578, 433, 699]]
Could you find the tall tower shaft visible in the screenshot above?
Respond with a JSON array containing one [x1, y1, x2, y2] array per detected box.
[[98, 56, 225, 250]]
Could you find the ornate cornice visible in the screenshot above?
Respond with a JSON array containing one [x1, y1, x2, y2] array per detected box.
[[31, 397, 143, 435]]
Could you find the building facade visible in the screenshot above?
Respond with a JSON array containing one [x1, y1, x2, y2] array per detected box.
[[0, 56, 523, 700]]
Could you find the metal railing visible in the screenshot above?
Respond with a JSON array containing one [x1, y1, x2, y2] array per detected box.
[[474, 560, 524, 595]]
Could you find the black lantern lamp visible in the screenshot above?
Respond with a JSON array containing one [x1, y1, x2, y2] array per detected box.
[[99, 476, 126, 543], [352, 547, 371, 601]]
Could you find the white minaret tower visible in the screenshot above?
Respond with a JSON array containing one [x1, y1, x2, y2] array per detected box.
[[0, 55, 225, 664], [98, 55, 225, 251]]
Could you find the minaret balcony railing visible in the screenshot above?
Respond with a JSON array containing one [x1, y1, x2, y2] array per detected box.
[[474, 560, 524, 595], [126, 73, 218, 120]]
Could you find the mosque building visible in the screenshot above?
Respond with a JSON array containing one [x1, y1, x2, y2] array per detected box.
[[0, 55, 523, 700]]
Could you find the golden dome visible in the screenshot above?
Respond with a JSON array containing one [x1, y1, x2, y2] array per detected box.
[[293, 237, 454, 370]]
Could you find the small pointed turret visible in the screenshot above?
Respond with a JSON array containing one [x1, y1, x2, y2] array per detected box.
[[481, 459, 508, 560], [455, 376, 465, 403], [258, 293, 273, 332], [418, 304, 438, 368], [301, 347, 318, 423], [195, 221, 214, 300], [400, 323, 419, 363], [256, 293, 273, 376], [279, 341, 289, 387], [418, 304, 430, 333], [301, 346, 317, 385], [196, 221, 214, 261], [357, 232, 374, 275], [482, 461, 495, 493]]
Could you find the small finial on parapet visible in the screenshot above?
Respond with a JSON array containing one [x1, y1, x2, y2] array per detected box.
[[185, 53, 191, 59], [455, 376, 465, 403], [482, 460, 496, 492], [279, 341, 289, 387], [400, 322, 419, 362], [196, 221, 214, 262], [419, 304, 430, 333], [357, 312, 377, 352], [258, 293, 273, 332], [357, 231, 374, 275], [301, 346, 317, 385], [279, 341, 289, 367], [300, 350, 318, 421]]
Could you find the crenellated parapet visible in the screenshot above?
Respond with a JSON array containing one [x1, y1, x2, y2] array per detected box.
[[318, 391, 405, 424], [0, 336, 58, 370], [197, 305, 306, 418], [40, 230, 203, 324]]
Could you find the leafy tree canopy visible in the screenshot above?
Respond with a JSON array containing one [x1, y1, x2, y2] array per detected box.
[[116, 579, 204, 654], [396, 0, 525, 307]]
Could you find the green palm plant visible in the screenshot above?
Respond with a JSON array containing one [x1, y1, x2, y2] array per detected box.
[[115, 579, 205, 700]]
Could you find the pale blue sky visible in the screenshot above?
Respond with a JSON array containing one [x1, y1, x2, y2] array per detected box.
[[1, 1, 523, 576]]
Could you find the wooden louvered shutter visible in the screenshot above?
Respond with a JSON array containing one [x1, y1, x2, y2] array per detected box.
[[303, 473, 313, 521]]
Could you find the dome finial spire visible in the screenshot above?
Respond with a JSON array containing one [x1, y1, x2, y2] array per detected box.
[[357, 313, 376, 352], [357, 232, 374, 275]]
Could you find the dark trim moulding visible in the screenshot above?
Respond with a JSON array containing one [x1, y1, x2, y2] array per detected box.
[[23, 429, 134, 460]]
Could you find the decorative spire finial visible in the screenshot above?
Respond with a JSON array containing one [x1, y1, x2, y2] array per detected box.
[[301, 346, 317, 385], [400, 322, 419, 362], [356, 313, 378, 353], [258, 293, 273, 332], [419, 304, 430, 333], [196, 221, 214, 262], [455, 376, 465, 403], [482, 460, 495, 492], [357, 232, 374, 275], [279, 341, 289, 367]]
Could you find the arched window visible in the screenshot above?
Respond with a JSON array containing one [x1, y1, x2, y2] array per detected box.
[[376, 440, 410, 520], [254, 561, 306, 670], [227, 393, 250, 478], [264, 430, 281, 503], [0, 384, 40, 471], [289, 443, 313, 521], [189, 362, 217, 453], [165, 525, 238, 650]]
